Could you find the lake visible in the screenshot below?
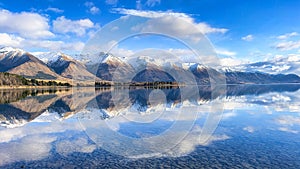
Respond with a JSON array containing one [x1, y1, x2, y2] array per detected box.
[[0, 85, 300, 168]]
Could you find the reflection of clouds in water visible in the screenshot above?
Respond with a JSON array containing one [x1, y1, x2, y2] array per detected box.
[[243, 126, 255, 133], [0, 114, 92, 165], [276, 115, 300, 126], [0, 87, 300, 165], [0, 120, 82, 143], [220, 90, 300, 114], [0, 135, 56, 166], [275, 115, 300, 134], [56, 137, 96, 156], [167, 125, 230, 157], [247, 91, 300, 113], [278, 127, 299, 134], [221, 111, 237, 120]]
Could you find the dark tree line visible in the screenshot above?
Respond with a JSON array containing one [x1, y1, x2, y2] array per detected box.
[[0, 72, 71, 87]]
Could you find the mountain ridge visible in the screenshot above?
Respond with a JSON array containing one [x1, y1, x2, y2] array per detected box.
[[0, 47, 299, 85]]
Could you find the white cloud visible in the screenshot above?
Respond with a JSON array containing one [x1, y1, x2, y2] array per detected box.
[[242, 34, 254, 41], [113, 8, 227, 37], [146, 0, 161, 7], [219, 58, 244, 67], [0, 33, 24, 47], [85, 2, 100, 15], [277, 32, 299, 40], [0, 32, 84, 52], [90, 6, 100, 14], [216, 49, 236, 57], [275, 40, 300, 51], [112, 8, 190, 18], [106, 0, 118, 5], [0, 9, 54, 39], [53, 16, 95, 36], [45, 7, 64, 13], [26, 40, 85, 51]]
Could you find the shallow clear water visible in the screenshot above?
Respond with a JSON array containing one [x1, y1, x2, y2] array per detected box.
[[0, 85, 300, 168]]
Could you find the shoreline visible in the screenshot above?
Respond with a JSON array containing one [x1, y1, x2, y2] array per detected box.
[[1, 83, 300, 90], [0, 86, 72, 89]]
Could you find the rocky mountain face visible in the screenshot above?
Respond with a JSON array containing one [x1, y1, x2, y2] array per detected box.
[[86, 53, 135, 81], [46, 53, 98, 81], [0, 47, 62, 80]]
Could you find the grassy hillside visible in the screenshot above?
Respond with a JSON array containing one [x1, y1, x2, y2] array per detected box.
[[0, 72, 71, 87]]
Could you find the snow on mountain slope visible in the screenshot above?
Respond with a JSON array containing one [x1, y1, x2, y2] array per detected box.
[[40, 52, 99, 81], [0, 47, 63, 80]]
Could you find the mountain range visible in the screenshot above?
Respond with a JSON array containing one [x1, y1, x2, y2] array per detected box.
[[0, 46, 300, 85]]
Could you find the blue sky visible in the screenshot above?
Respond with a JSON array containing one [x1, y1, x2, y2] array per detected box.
[[0, 0, 300, 65]]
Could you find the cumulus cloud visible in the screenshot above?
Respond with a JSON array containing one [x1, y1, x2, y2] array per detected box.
[[275, 40, 300, 51], [0, 33, 24, 47], [53, 16, 95, 36], [0, 9, 54, 39], [242, 34, 254, 41], [277, 32, 299, 40], [139, 16, 226, 42], [112, 8, 227, 37], [45, 7, 64, 13], [84, 2, 100, 15], [0, 33, 84, 51]]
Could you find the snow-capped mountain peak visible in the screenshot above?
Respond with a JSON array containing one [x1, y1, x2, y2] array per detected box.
[[0, 47, 26, 57], [189, 63, 207, 71], [100, 53, 123, 64], [34, 51, 75, 64]]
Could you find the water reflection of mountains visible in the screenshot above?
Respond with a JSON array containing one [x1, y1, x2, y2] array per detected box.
[[0, 84, 300, 128]]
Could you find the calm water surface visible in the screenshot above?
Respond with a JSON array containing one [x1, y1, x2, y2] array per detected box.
[[0, 85, 300, 168]]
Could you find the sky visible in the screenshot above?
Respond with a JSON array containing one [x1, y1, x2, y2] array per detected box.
[[0, 0, 300, 65]]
